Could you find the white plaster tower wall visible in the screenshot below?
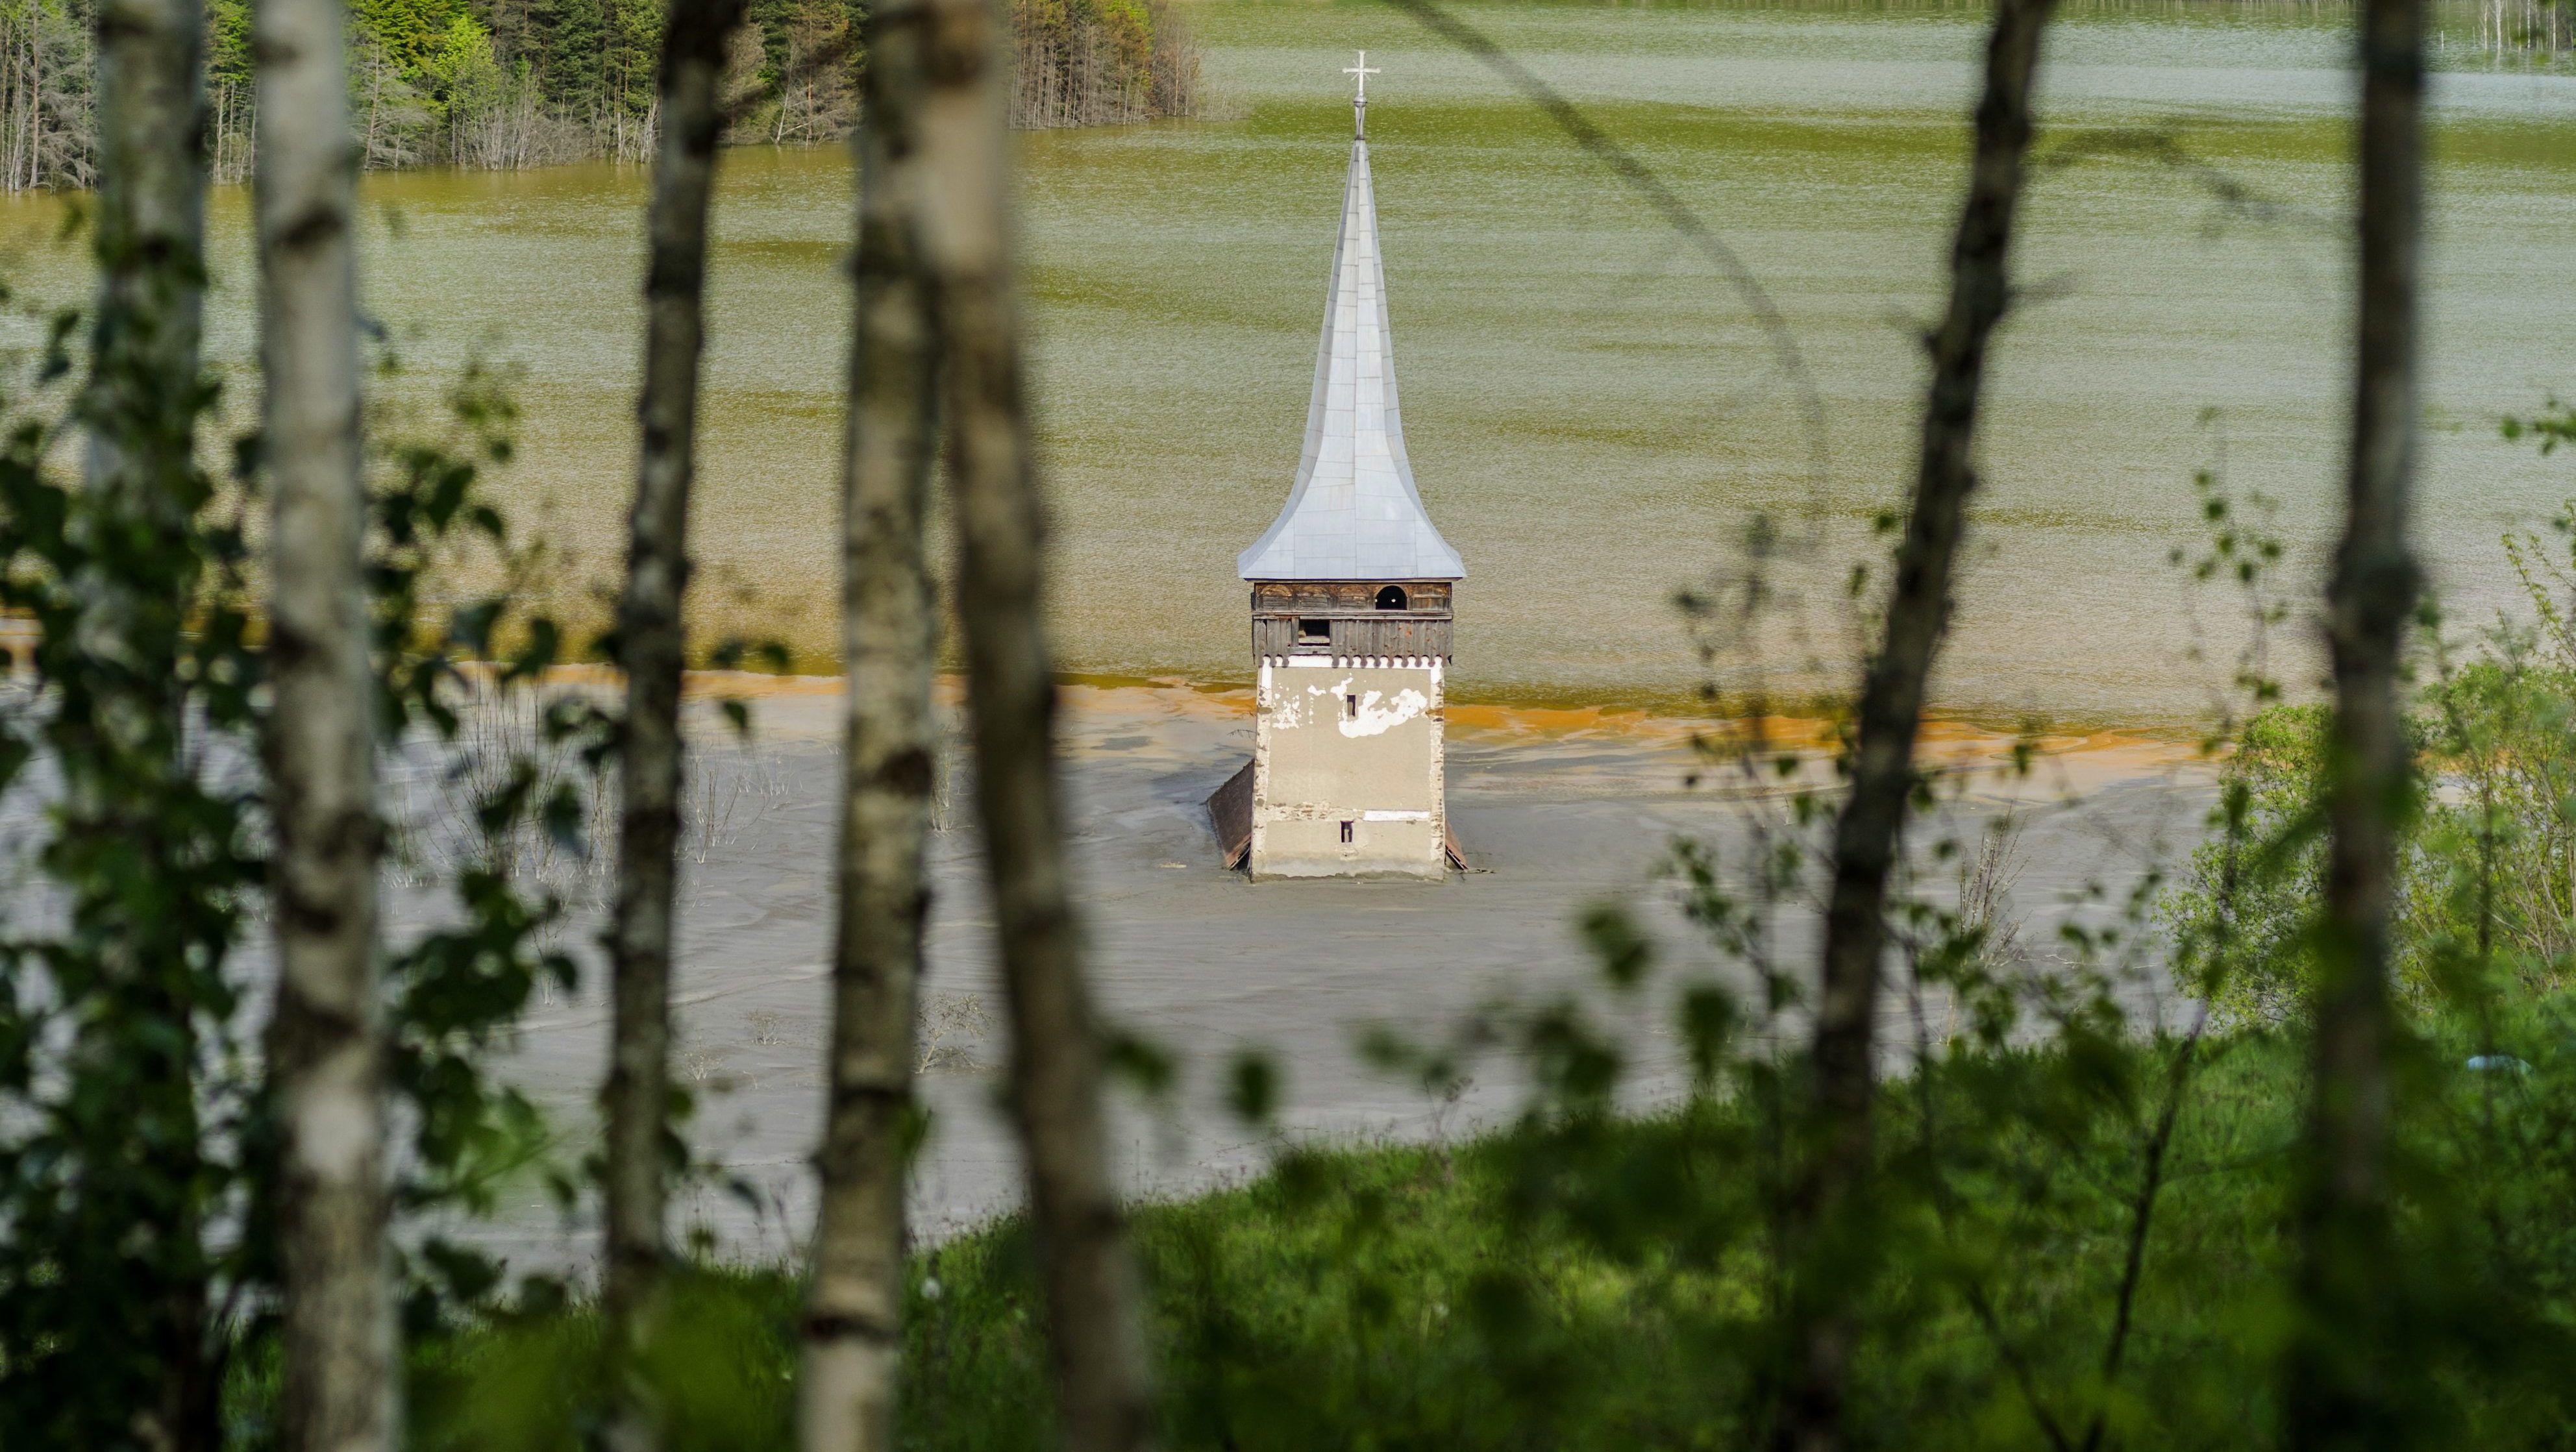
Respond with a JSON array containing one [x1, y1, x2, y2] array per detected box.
[[1250, 658, 1446, 880]]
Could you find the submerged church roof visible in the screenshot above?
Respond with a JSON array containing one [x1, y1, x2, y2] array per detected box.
[[1237, 65, 1464, 584]]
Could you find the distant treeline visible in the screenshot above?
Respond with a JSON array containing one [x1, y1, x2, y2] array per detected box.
[[1010, 0, 1197, 129], [0, 0, 1198, 190]]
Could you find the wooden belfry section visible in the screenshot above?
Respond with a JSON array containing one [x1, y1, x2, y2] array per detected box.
[[1248, 580, 1453, 661], [1208, 56, 1465, 880]]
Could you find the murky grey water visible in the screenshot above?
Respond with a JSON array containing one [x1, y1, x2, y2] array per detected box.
[[446, 685, 2214, 1261], [0, 0, 2568, 721]]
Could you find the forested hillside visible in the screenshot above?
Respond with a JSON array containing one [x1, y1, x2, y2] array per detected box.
[[0, 0, 1196, 190]]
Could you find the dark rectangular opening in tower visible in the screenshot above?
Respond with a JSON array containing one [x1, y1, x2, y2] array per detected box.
[[1298, 618, 1331, 647]]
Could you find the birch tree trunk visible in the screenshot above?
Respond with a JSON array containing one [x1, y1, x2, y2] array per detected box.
[[89, 0, 203, 498], [917, 0, 1156, 1444], [254, 0, 388, 1442], [796, 0, 943, 1439], [2285, 0, 2423, 1440], [600, 0, 745, 1445], [1774, 1, 2056, 1447], [83, 0, 212, 1440]]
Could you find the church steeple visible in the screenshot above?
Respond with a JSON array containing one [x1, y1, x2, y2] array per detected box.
[[1211, 57, 1462, 881], [1236, 58, 1464, 584]]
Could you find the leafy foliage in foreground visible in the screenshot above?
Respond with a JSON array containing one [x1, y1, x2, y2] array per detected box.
[[382, 1004, 2576, 1451], [2166, 500, 2576, 1027], [0, 336, 600, 1450]]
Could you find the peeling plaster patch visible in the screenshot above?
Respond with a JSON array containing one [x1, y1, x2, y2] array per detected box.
[[1329, 681, 1428, 738], [1272, 804, 1351, 820], [1291, 674, 1431, 738], [1363, 809, 1430, 821]]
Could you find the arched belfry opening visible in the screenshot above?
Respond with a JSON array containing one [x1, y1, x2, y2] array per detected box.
[[1374, 585, 1407, 611]]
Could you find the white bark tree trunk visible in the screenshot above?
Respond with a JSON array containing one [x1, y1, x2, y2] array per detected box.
[[917, 0, 1158, 1445], [795, 0, 942, 1440], [600, 1, 745, 1447], [254, 0, 388, 1440], [83, 0, 213, 1436]]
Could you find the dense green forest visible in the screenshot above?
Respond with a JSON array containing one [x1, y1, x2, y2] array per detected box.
[[0, 0, 1196, 190]]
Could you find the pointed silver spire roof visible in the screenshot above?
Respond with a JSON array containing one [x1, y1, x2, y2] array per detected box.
[[1237, 63, 1463, 583]]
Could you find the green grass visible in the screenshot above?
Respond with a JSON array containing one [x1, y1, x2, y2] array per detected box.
[[352, 1001, 2576, 1450]]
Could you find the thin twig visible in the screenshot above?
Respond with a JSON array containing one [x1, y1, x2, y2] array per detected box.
[[2079, 1007, 2209, 1452], [1901, 937, 2079, 1452]]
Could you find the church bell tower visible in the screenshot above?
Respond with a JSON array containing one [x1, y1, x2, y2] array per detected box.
[[1210, 56, 1463, 881]]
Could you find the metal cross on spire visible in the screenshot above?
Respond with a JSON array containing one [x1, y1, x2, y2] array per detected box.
[[1344, 50, 1379, 136]]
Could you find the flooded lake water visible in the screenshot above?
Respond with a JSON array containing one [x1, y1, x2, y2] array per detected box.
[[2, 0, 2571, 722]]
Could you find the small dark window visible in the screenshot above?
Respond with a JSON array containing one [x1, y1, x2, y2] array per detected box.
[[1374, 585, 1407, 611], [1297, 617, 1331, 645], [1340, 820, 1354, 844], [1344, 693, 1358, 720]]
